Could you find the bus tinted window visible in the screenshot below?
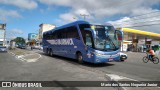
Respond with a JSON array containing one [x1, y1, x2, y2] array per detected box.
[[44, 26, 79, 39], [66, 26, 79, 38], [79, 24, 91, 43]]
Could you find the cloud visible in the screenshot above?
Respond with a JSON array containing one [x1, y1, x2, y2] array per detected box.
[[58, 13, 78, 25], [6, 29, 24, 39], [0, 0, 38, 10], [38, 0, 160, 24], [11, 29, 23, 34], [39, 0, 160, 16], [0, 9, 22, 20], [107, 8, 160, 33]]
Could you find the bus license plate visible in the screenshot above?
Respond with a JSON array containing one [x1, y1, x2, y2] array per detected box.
[[109, 58, 113, 61]]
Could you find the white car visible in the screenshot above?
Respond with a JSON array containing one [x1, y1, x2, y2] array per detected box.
[[120, 52, 127, 61], [0, 46, 7, 52], [33, 45, 43, 50]]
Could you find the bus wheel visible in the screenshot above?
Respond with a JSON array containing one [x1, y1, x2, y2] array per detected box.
[[77, 52, 83, 64], [50, 49, 53, 56], [47, 49, 50, 55]]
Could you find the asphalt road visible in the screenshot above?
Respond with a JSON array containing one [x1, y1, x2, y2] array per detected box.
[[0, 51, 114, 90], [96, 52, 160, 81], [34, 50, 160, 81], [0, 49, 160, 90]]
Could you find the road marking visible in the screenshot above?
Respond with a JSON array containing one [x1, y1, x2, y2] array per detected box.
[[21, 53, 41, 62], [24, 53, 41, 62], [106, 74, 138, 81], [105, 74, 141, 90], [9, 52, 15, 56], [16, 55, 24, 58], [9, 51, 42, 62]]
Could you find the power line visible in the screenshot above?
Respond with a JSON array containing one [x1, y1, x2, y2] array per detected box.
[[123, 14, 160, 22], [113, 12, 160, 27], [110, 0, 160, 22], [129, 10, 160, 19], [115, 12, 160, 24], [115, 19, 160, 26], [119, 23, 160, 28]]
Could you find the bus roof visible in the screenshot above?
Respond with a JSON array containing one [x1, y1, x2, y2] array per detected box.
[[43, 20, 114, 34], [43, 20, 89, 34]]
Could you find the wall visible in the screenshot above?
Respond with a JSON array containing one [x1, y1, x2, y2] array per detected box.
[[39, 24, 56, 39]]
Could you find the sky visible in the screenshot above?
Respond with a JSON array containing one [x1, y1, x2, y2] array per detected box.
[[0, 0, 160, 40]]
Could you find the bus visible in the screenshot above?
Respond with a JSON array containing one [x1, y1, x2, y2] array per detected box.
[[43, 21, 123, 63]]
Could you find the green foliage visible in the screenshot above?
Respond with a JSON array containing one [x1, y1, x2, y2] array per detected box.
[[13, 37, 25, 45]]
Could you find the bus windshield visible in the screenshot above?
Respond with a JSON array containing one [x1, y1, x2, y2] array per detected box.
[[93, 25, 119, 51]]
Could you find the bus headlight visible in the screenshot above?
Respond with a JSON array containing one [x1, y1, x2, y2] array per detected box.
[[93, 52, 103, 56], [117, 52, 120, 55], [97, 53, 102, 56]]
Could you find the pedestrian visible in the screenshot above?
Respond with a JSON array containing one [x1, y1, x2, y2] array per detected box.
[[31, 44, 33, 50]]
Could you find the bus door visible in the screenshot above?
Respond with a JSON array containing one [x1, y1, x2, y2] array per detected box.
[[115, 30, 123, 48], [84, 28, 94, 62]]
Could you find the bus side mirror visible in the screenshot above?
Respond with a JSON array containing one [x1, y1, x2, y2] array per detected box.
[[115, 30, 123, 41]]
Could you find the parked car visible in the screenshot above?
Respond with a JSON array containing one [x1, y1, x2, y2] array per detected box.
[[120, 52, 127, 61], [19, 44, 26, 49], [0, 46, 7, 52], [33, 45, 43, 50]]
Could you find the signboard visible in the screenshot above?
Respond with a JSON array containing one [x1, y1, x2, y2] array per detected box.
[[151, 41, 160, 45], [28, 33, 38, 40], [132, 39, 138, 43], [138, 39, 145, 44], [145, 41, 151, 44], [0, 24, 6, 29], [121, 44, 128, 51]]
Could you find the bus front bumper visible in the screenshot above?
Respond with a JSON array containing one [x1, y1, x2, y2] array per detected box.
[[93, 54, 120, 63]]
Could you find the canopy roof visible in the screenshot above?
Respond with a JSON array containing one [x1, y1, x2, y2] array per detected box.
[[122, 28, 160, 37]]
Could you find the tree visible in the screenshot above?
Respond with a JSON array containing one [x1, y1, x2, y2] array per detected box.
[[13, 37, 25, 45]]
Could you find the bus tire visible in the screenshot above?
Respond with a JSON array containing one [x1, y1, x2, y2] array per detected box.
[[77, 52, 83, 64], [50, 49, 53, 56], [47, 49, 50, 55]]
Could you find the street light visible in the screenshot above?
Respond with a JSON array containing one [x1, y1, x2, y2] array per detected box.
[[80, 14, 89, 20]]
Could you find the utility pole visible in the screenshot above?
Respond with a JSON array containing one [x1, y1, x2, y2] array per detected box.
[[0, 24, 6, 46], [3, 24, 6, 46], [2, 17, 6, 46], [80, 14, 89, 20]]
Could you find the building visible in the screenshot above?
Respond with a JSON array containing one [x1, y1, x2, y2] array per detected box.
[[118, 28, 160, 52], [39, 24, 56, 40], [0, 24, 6, 46]]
